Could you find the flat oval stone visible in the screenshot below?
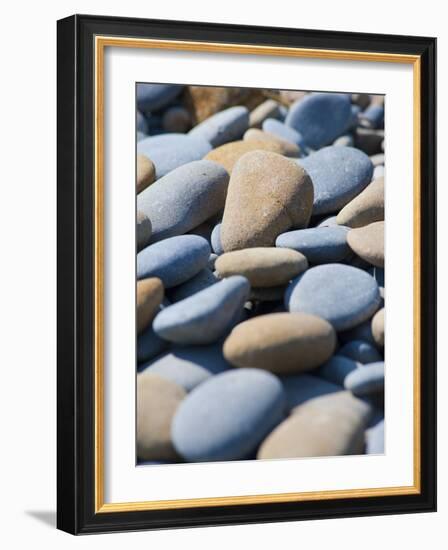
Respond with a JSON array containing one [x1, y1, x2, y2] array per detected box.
[[172, 368, 285, 461], [337, 177, 384, 228], [211, 223, 223, 255], [137, 134, 212, 179], [137, 373, 186, 461], [298, 146, 373, 215], [137, 322, 169, 363], [366, 419, 384, 454], [285, 264, 381, 331], [262, 118, 304, 147], [347, 221, 384, 268], [371, 308, 385, 347], [281, 374, 341, 411], [136, 211, 152, 252], [258, 391, 372, 458], [136, 83, 184, 112], [221, 151, 314, 251], [276, 226, 350, 264], [153, 276, 250, 345], [243, 128, 301, 157], [140, 343, 230, 392], [223, 312, 336, 374], [215, 247, 308, 287], [169, 269, 218, 302], [339, 340, 382, 364], [344, 362, 384, 395], [318, 355, 360, 386], [136, 154, 155, 193], [249, 99, 281, 128], [137, 235, 210, 287], [137, 160, 229, 243], [285, 93, 352, 149], [137, 277, 164, 334], [204, 139, 287, 173], [189, 106, 249, 147]]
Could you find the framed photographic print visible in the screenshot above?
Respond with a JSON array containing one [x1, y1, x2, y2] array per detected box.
[[57, 14, 436, 534]]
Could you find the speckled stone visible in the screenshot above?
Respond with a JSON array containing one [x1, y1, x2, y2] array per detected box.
[[139, 343, 230, 392], [137, 373, 186, 461], [204, 139, 288, 173], [172, 368, 285, 462], [137, 83, 184, 113], [136, 154, 156, 194], [162, 106, 192, 133], [223, 312, 336, 374], [137, 134, 212, 179], [243, 128, 301, 157], [249, 99, 282, 128], [215, 247, 308, 287], [281, 374, 341, 411], [137, 235, 211, 287], [136, 211, 152, 252], [169, 269, 218, 302], [339, 340, 383, 364], [137, 160, 228, 243], [285, 93, 352, 149], [337, 177, 384, 228], [347, 221, 384, 268], [137, 278, 164, 334], [344, 362, 384, 396], [285, 264, 381, 331], [189, 106, 249, 147], [371, 308, 385, 347], [258, 391, 372, 458], [276, 225, 351, 264], [153, 276, 250, 345], [221, 151, 314, 251], [262, 118, 304, 147], [318, 355, 360, 386], [298, 146, 373, 215]]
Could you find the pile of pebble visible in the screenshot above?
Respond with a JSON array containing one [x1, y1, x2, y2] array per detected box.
[[135, 84, 385, 464]]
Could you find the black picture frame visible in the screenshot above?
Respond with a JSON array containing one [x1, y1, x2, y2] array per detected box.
[[57, 14, 436, 535]]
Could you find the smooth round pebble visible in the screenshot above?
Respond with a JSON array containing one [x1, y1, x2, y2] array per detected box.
[[137, 83, 184, 113], [137, 235, 211, 287], [339, 340, 383, 364], [136, 154, 155, 193], [347, 221, 384, 268], [262, 118, 304, 147], [189, 106, 249, 147], [172, 368, 285, 462], [215, 247, 308, 287], [137, 277, 164, 334], [249, 99, 282, 128], [243, 128, 301, 157], [371, 308, 385, 347], [318, 355, 360, 386], [211, 223, 223, 255], [223, 312, 336, 374], [136, 210, 152, 251], [344, 362, 385, 395], [285, 264, 381, 331], [337, 177, 384, 228]]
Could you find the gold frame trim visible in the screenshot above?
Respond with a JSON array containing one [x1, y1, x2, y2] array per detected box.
[[94, 36, 422, 514]]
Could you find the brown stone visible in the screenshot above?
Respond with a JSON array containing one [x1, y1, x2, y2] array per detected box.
[[243, 128, 300, 157], [137, 154, 155, 194], [220, 151, 313, 252], [249, 99, 281, 128], [336, 177, 384, 228], [371, 307, 385, 347], [137, 277, 163, 334], [223, 312, 336, 374], [137, 210, 152, 252], [257, 391, 372, 459], [215, 247, 307, 287], [347, 221, 385, 268], [137, 373, 186, 461]]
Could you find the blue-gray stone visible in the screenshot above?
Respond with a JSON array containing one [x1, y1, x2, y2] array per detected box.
[[281, 374, 340, 411], [211, 223, 223, 255], [136, 131, 146, 142], [169, 269, 218, 302], [285, 93, 352, 149], [137, 160, 229, 243], [360, 104, 384, 129], [137, 323, 169, 364], [153, 276, 250, 345], [366, 418, 384, 454], [344, 361, 384, 395], [276, 226, 350, 264], [137, 110, 148, 133], [136, 83, 184, 113], [349, 104, 361, 129], [189, 106, 249, 147], [139, 343, 230, 392], [339, 340, 382, 364], [298, 146, 374, 215], [208, 253, 218, 270], [172, 368, 285, 462], [137, 235, 210, 287], [285, 264, 381, 331], [318, 355, 360, 386], [262, 118, 304, 147], [339, 319, 376, 346], [137, 134, 212, 179]]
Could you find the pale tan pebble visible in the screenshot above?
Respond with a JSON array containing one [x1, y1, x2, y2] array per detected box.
[[137, 154, 155, 193], [336, 177, 384, 228], [243, 128, 300, 157], [371, 307, 385, 347], [249, 99, 281, 128], [347, 221, 384, 268], [137, 277, 164, 334]]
